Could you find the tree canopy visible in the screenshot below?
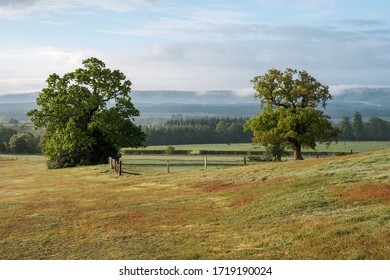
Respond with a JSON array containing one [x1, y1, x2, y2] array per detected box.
[[27, 57, 145, 168], [9, 132, 39, 154], [352, 111, 364, 141], [244, 68, 339, 160], [142, 117, 252, 145]]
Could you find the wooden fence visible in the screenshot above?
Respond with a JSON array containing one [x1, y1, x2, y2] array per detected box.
[[108, 156, 122, 175], [108, 151, 355, 176], [109, 155, 248, 176]]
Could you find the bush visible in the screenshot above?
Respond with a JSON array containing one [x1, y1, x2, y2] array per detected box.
[[264, 143, 289, 161], [248, 154, 271, 162], [9, 132, 40, 154], [165, 146, 175, 155]]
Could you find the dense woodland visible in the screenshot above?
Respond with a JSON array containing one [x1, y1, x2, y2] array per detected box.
[[142, 117, 253, 145], [337, 112, 390, 141], [142, 114, 390, 146], [0, 125, 41, 154], [1, 113, 390, 154]]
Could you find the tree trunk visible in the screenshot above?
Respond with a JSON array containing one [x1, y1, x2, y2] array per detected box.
[[293, 143, 304, 160]]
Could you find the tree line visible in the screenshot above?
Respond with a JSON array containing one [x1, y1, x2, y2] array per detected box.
[[141, 113, 390, 146], [2, 112, 389, 155], [337, 112, 390, 141], [142, 117, 253, 145], [0, 125, 41, 154]]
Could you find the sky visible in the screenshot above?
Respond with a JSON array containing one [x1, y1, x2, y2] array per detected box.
[[1, 0, 390, 95]]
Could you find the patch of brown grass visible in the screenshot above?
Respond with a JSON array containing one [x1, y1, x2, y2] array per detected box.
[[199, 180, 260, 192], [196, 176, 295, 193], [335, 182, 390, 205], [230, 196, 255, 207]]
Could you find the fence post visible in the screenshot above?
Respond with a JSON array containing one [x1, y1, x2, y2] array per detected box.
[[351, 149, 353, 155], [243, 156, 247, 165], [204, 157, 208, 170], [167, 160, 170, 173], [108, 156, 122, 175]]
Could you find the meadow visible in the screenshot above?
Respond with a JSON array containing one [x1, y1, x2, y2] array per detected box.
[[0, 146, 389, 259], [124, 141, 390, 154], [120, 155, 246, 175], [119, 141, 390, 175]]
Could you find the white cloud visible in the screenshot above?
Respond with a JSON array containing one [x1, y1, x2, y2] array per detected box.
[[2, 21, 390, 94], [340, 19, 385, 27], [0, 0, 39, 6], [329, 85, 390, 96], [0, 47, 97, 93], [0, 0, 158, 18], [94, 6, 250, 40]]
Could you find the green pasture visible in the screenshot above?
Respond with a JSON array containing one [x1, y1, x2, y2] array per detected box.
[[2, 141, 389, 177], [0, 154, 45, 163], [0, 149, 389, 259], [120, 155, 248, 176], [124, 141, 390, 154]]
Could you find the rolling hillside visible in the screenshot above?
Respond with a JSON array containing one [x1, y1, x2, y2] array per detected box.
[[1, 88, 390, 123], [0, 150, 389, 259]]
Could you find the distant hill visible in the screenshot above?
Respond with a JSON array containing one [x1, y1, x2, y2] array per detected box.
[[1, 88, 390, 123], [331, 87, 390, 107], [0, 90, 254, 105], [328, 87, 390, 119], [0, 92, 38, 104], [131, 90, 254, 104]]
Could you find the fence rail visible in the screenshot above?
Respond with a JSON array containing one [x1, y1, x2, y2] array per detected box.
[[109, 155, 248, 176], [0, 154, 46, 163]]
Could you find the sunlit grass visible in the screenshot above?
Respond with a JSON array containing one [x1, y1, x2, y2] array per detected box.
[[0, 150, 389, 259], [124, 141, 390, 154]]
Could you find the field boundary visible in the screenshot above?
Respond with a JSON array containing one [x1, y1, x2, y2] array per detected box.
[[112, 155, 249, 175], [122, 149, 354, 158], [0, 154, 45, 163]]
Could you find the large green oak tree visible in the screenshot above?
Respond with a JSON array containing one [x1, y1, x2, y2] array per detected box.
[[244, 68, 339, 160], [28, 57, 145, 168]]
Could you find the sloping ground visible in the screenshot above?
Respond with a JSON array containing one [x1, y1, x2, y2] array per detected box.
[[0, 150, 389, 259]]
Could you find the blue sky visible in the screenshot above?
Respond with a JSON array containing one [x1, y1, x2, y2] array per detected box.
[[1, 0, 390, 95]]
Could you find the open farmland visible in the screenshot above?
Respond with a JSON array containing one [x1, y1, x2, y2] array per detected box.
[[0, 150, 389, 259], [123, 141, 390, 154], [120, 155, 250, 176]]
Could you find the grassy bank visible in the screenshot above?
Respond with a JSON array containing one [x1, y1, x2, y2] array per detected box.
[[0, 150, 389, 259]]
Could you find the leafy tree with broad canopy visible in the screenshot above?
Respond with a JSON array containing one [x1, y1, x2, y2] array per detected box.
[[27, 57, 145, 168], [244, 68, 339, 160]]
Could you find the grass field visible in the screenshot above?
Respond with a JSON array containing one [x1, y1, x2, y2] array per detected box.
[[120, 155, 248, 175], [119, 141, 390, 175], [124, 141, 390, 154], [1, 149, 389, 259]]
